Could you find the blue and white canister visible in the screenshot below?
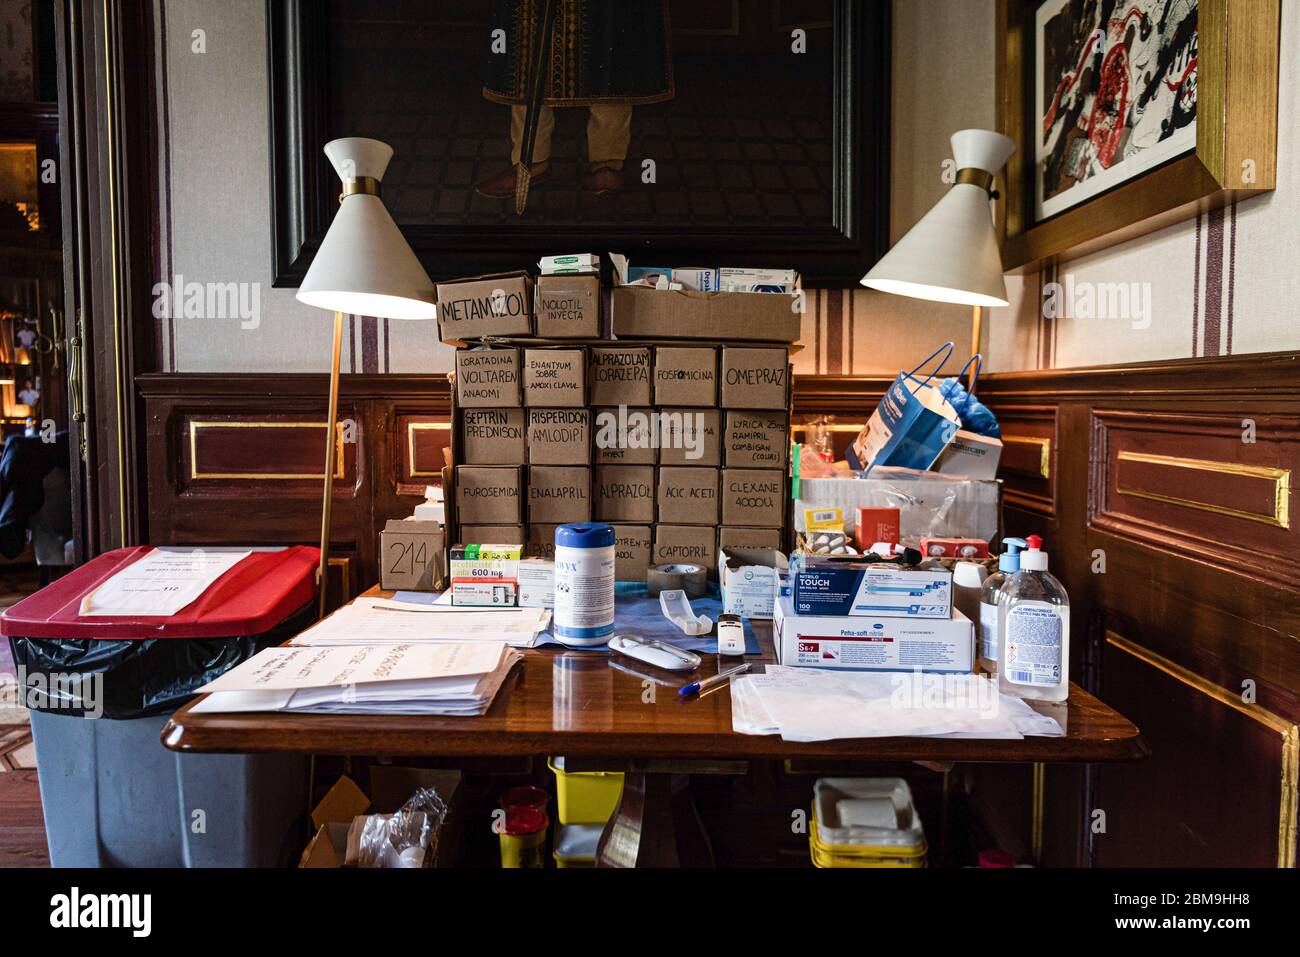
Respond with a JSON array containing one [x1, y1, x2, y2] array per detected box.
[[553, 523, 616, 646]]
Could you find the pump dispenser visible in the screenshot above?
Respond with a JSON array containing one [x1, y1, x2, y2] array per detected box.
[[996, 535, 1070, 702], [976, 538, 1025, 674]]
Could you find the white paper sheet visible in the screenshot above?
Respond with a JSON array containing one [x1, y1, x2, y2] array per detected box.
[[196, 641, 508, 694], [79, 547, 251, 617], [289, 598, 550, 648], [731, 667, 1064, 742]]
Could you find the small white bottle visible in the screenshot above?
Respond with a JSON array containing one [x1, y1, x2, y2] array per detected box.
[[997, 536, 1070, 702], [977, 538, 1026, 676]]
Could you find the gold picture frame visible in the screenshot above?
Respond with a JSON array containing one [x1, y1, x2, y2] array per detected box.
[[996, 0, 1280, 271]]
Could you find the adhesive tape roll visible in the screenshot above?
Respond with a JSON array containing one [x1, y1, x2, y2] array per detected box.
[[646, 563, 708, 598]]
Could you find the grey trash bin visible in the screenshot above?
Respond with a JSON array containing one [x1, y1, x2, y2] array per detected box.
[[2, 546, 318, 867]]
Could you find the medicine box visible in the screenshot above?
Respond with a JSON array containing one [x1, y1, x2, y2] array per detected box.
[[773, 596, 974, 673], [517, 560, 554, 609], [718, 548, 788, 620], [791, 557, 952, 619]]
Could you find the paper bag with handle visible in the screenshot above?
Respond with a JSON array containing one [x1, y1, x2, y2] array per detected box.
[[848, 342, 972, 473]]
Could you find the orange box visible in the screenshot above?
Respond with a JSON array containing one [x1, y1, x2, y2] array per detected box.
[[854, 507, 900, 551]]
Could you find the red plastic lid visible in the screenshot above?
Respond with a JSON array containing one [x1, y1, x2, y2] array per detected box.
[[502, 806, 548, 836], [978, 849, 1016, 868], [499, 786, 549, 812], [0, 546, 319, 640]]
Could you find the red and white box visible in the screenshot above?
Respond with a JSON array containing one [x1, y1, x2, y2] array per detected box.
[[773, 595, 973, 673]]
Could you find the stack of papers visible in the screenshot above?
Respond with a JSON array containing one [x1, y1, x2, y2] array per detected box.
[[191, 641, 521, 716], [290, 597, 551, 649], [731, 667, 1063, 742]]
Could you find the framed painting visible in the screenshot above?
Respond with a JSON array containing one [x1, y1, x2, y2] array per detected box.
[[996, 0, 1279, 270], [268, 0, 892, 286]]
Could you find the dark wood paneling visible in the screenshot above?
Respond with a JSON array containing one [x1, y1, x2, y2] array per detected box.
[[139, 373, 452, 595], [1094, 633, 1295, 867], [1092, 409, 1298, 588]]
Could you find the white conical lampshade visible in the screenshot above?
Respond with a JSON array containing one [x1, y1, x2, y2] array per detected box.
[[862, 129, 1015, 308], [296, 137, 438, 320]]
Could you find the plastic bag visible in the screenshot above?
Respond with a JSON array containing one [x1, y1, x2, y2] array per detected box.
[[347, 786, 450, 869], [6, 603, 314, 719], [937, 377, 1001, 438]]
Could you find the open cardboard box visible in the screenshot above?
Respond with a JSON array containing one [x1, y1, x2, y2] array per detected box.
[[300, 767, 463, 868]]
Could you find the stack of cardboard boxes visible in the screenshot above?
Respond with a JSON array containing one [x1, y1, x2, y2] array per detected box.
[[443, 266, 799, 584]]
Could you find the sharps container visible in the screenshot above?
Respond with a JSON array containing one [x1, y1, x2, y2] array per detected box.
[[552, 523, 615, 647], [1, 545, 318, 868]]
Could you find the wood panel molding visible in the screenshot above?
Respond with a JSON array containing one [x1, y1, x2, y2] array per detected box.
[[1091, 409, 1300, 589], [1103, 631, 1298, 868]]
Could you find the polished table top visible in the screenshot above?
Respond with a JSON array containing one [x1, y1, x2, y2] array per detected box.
[[163, 589, 1144, 763]]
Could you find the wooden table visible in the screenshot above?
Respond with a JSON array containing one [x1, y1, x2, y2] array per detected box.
[[163, 590, 1145, 865]]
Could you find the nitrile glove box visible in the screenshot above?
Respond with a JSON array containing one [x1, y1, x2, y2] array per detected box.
[[790, 557, 952, 618], [773, 596, 974, 673]]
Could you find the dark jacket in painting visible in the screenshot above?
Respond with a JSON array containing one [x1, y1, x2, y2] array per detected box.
[[484, 0, 675, 106]]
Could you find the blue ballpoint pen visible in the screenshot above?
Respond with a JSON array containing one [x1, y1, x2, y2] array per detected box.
[[678, 663, 751, 697]]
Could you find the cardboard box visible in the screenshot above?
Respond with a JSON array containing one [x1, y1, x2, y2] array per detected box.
[[528, 408, 591, 464], [610, 286, 801, 343], [721, 468, 784, 527], [611, 525, 652, 581], [528, 465, 592, 524], [454, 465, 523, 526], [459, 524, 525, 545], [723, 411, 788, 467], [379, 520, 446, 591], [592, 407, 657, 464], [452, 580, 517, 606], [461, 408, 526, 464], [588, 346, 652, 406], [455, 348, 521, 407], [657, 408, 720, 467], [932, 430, 1004, 480], [653, 347, 717, 407], [718, 526, 783, 554], [773, 596, 974, 673], [653, 525, 716, 571], [523, 348, 587, 408], [657, 467, 719, 526], [790, 556, 953, 618], [720, 347, 789, 409], [526, 523, 558, 560], [719, 548, 789, 619], [438, 272, 533, 340], [534, 274, 602, 338], [594, 465, 655, 523]]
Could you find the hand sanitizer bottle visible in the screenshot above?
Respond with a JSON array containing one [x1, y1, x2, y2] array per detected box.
[[997, 535, 1070, 702], [977, 537, 1026, 676]]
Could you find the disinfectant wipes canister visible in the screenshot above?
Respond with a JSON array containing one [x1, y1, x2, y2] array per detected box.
[[553, 523, 616, 646]]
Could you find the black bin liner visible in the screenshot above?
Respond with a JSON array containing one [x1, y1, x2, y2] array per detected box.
[[8, 601, 315, 719]]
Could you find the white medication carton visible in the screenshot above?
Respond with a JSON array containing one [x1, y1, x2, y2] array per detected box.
[[790, 557, 952, 619], [773, 596, 974, 673], [517, 560, 554, 609]]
